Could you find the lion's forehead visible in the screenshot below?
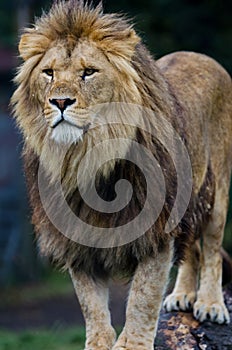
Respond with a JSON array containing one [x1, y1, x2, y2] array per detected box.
[[41, 46, 68, 67], [40, 40, 110, 72]]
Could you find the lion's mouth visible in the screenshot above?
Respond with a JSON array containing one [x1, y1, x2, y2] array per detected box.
[[50, 118, 91, 145], [51, 115, 90, 133]]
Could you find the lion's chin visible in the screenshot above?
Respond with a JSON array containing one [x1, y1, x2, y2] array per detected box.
[[51, 121, 84, 145]]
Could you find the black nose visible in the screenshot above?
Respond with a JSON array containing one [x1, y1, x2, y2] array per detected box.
[[49, 98, 76, 112]]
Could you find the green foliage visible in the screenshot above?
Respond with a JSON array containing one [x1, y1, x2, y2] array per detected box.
[[0, 326, 125, 350], [0, 3, 16, 46], [0, 270, 72, 307], [105, 0, 232, 74], [0, 327, 85, 350]]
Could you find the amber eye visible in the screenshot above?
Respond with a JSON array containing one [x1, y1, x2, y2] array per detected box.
[[42, 69, 54, 77], [82, 68, 98, 80]]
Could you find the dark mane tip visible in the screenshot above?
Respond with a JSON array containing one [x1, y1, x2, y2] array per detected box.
[[52, 0, 103, 13]]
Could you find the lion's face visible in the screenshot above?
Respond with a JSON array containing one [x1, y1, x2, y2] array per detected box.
[[11, 3, 143, 182], [12, 3, 142, 155], [32, 40, 118, 144]]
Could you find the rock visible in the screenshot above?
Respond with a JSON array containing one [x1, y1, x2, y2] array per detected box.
[[155, 283, 232, 349]]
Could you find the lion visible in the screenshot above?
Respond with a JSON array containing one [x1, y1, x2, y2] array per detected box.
[[11, 0, 232, 349]]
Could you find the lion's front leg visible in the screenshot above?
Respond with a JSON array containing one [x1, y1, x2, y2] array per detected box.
[[113, 242, 173, 350], [69, 269, 116, 350]]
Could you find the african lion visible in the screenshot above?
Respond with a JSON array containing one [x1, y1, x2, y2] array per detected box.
[[11, 0, 232, 349]]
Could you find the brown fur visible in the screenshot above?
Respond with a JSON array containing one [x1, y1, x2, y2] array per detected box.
[[11, 1, 232, 348]]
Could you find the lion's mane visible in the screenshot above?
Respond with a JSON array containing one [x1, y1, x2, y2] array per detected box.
[[11, 0, 215, 279]]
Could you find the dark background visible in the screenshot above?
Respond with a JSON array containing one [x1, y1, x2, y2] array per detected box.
[[0, 0, 232, 286]]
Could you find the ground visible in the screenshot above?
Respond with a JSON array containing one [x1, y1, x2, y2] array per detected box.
[[0, 273, 232, 349]]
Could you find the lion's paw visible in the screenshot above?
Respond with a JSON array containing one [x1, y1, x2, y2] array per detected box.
[[85, 329, 116, 350], [85, 343, 112, 350], [85, 347, 110, 350], [113, 346, 151, 350], [85, 344, 112, 350], [163, 291, 196, 312], [112, 336, 153, 350], [193, 299, 230, 324]]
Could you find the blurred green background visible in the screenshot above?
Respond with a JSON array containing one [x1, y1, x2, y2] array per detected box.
[[0, 0, 231, 348]]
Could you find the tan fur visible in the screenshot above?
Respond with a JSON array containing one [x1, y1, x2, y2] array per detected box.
[[164, 240, 200, 312], [159, 52, 232, 325], [11, 1, 232, 349], [70, 269, 116, 350], [113, 244, 173, 350]]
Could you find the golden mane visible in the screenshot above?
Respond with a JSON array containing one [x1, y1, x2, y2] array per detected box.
[[12, 0, 231, 275], [12, 0, 172, 121], [11, 0, 184, 258], [19, 1, 139, 67], [11, 0, 175, 191]]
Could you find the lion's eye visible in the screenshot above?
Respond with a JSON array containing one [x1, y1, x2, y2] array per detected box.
[[43, 69, 54, 77], [82, 68, 98, 80]]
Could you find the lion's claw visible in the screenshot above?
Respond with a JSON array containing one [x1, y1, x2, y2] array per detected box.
[[164, 291, 196, 312], [193, 300, 230, 324]]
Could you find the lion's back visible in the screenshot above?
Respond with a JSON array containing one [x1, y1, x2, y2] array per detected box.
[[157, 51, 232, 189]]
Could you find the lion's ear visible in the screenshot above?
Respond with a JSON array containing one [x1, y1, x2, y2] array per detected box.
[[19, 31, 49, 61], [98, 28, 140, 62], [128, 29, 140, 48], [121, 28, 140, 59]]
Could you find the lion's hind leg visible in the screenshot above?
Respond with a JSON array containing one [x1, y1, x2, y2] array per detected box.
[[164, 240, 200, 312], [193, 188, 230, 324]]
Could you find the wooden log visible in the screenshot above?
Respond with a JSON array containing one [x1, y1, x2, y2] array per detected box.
[[155, 283, 232, 349]]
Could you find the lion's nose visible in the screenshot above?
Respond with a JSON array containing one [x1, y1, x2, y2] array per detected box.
[[49, 98, 76, 112]]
